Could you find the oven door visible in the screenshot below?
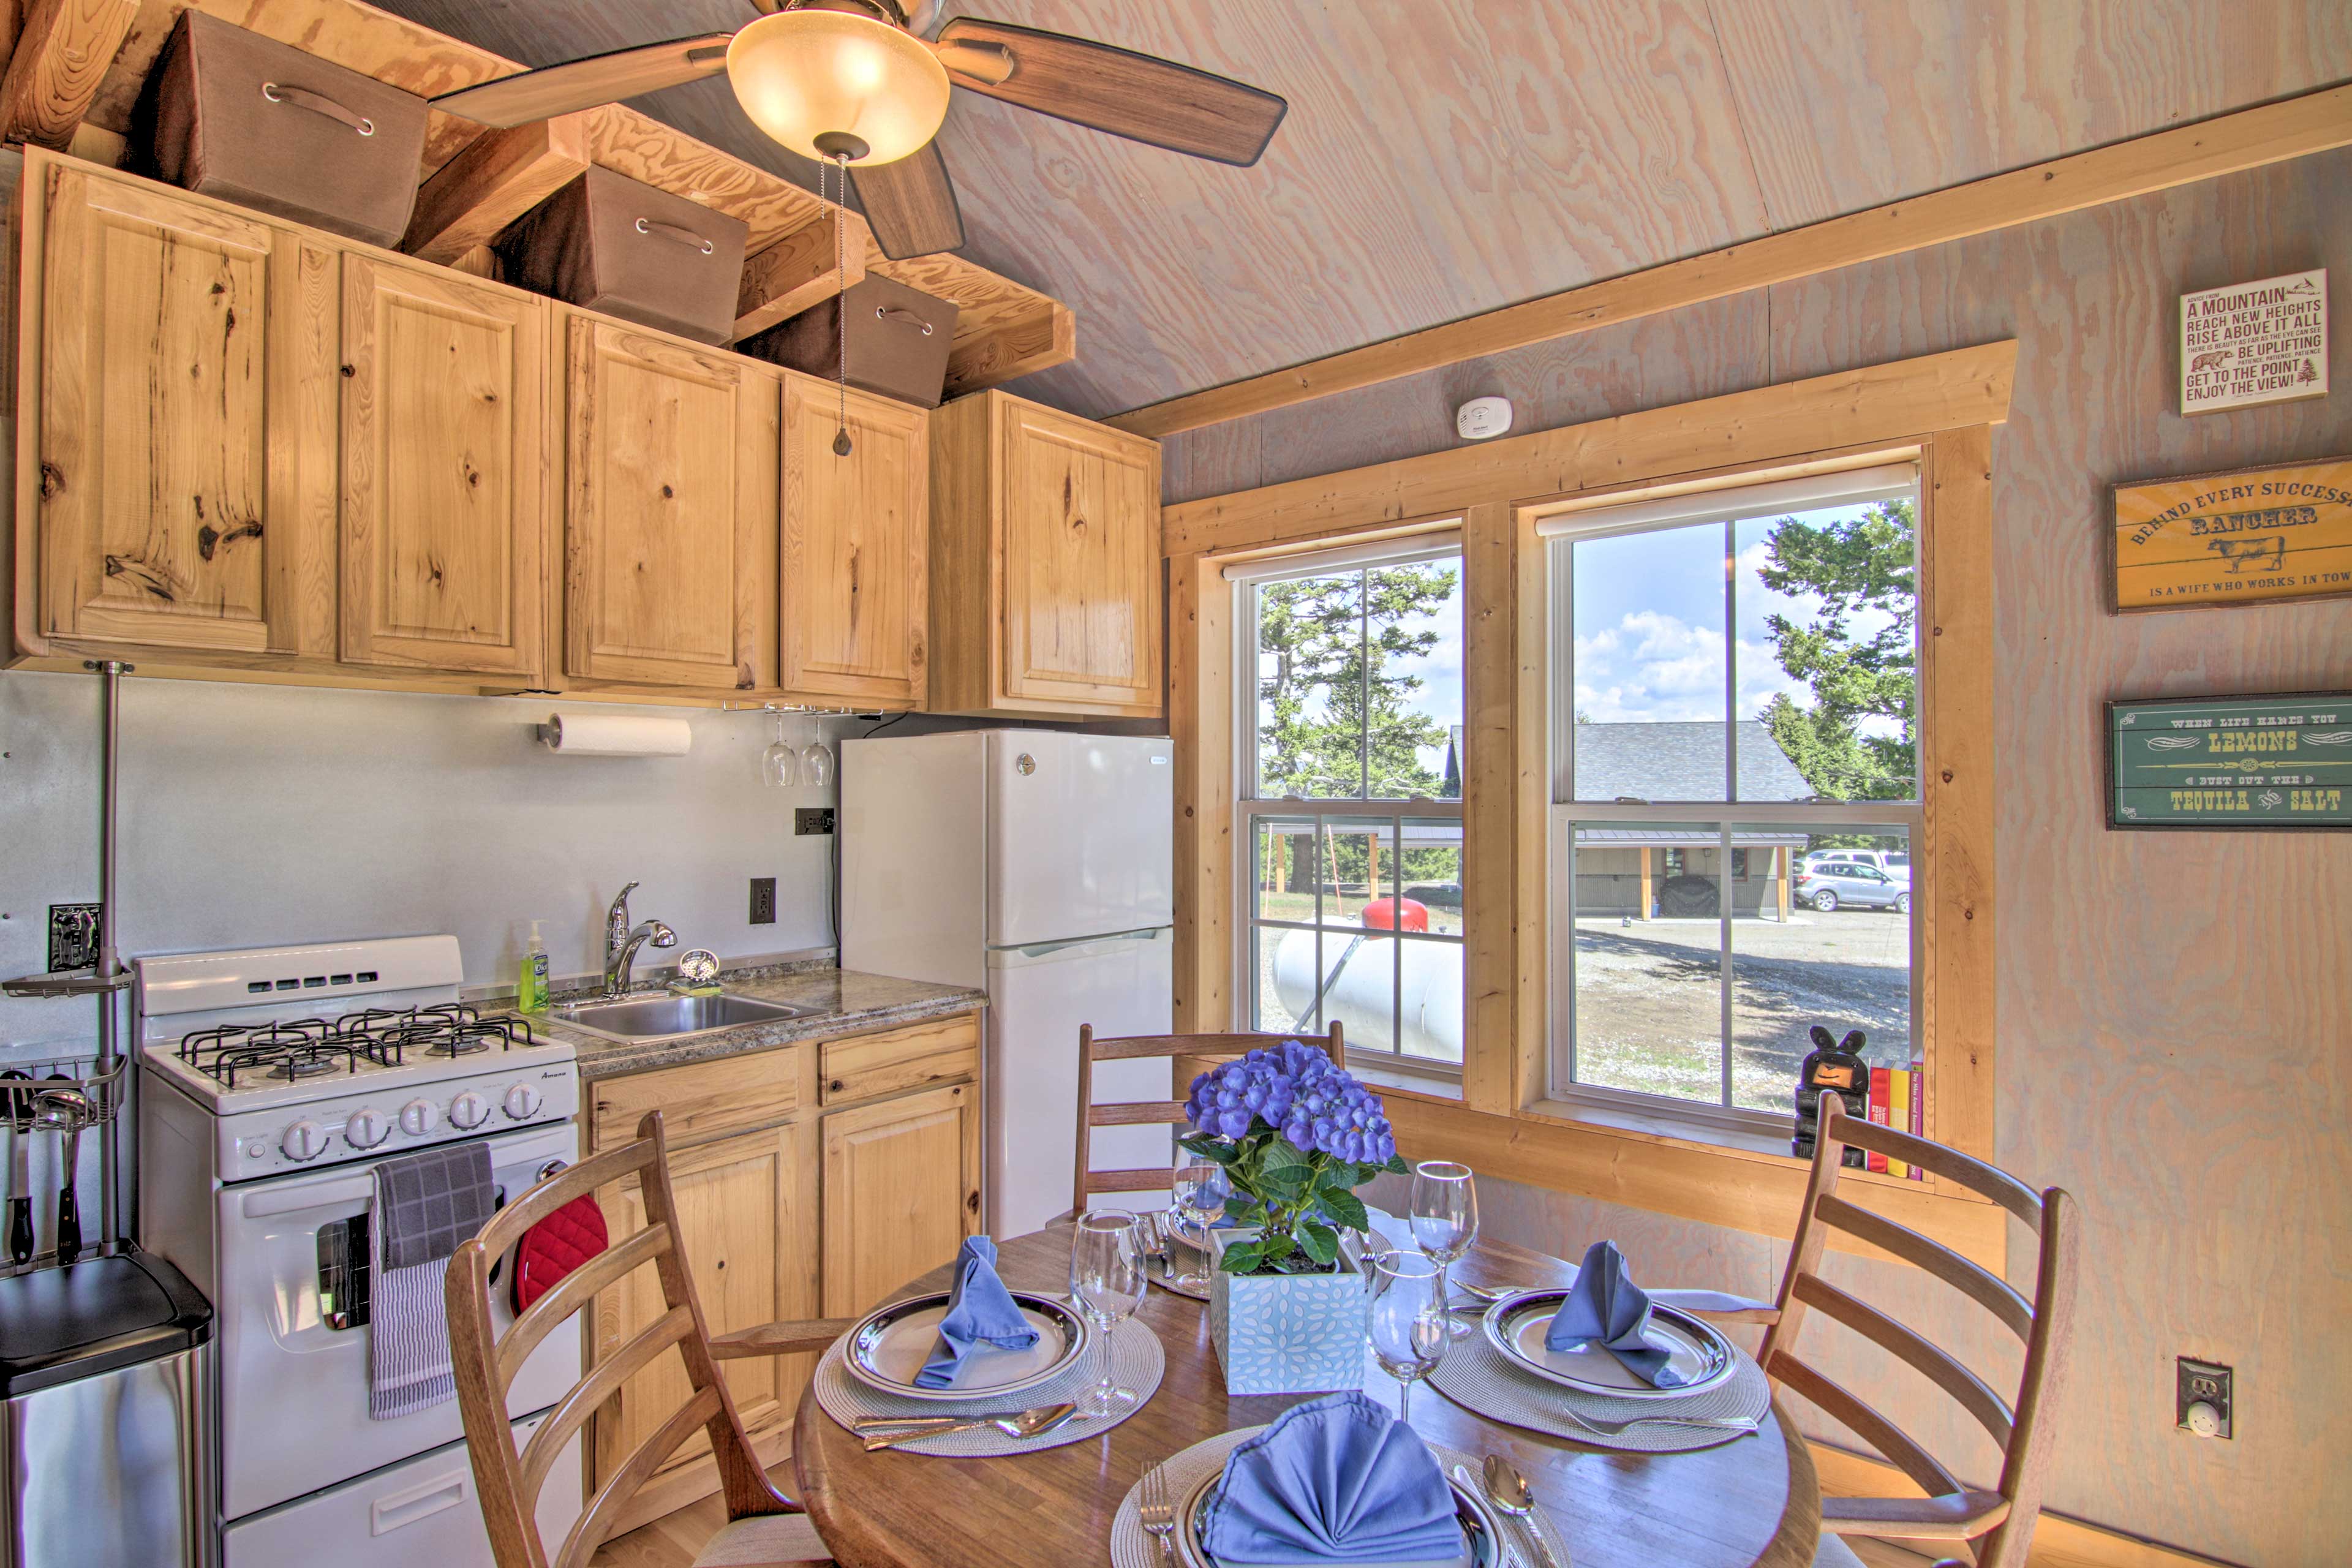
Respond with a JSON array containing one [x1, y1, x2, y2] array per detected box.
[[216, 1121, 581, 1522]]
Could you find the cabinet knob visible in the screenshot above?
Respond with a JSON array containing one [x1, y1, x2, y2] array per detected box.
[[965, 1190, 980, 1214], [828, 1079, 845, 1093], [339, 364, 356, 378]]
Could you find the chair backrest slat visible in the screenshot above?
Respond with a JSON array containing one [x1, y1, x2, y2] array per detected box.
[[1791, 1273, 2014, 1446], [445, 1112, 799, 1568], [1071, 1024, 1344, 1217], [1758, 1093, 2078, 1568], [1814, 1193, 2034, 1340]]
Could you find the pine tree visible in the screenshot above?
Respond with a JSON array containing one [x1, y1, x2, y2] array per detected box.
[[1755, 499, 1916, 801]]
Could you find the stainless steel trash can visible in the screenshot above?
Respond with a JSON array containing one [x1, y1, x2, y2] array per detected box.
[[0, 1252, 215, 1567]]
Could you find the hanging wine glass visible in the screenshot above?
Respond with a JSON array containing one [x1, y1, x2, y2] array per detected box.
[[761, 710, 799, 788], [801, 739, 835, 789]]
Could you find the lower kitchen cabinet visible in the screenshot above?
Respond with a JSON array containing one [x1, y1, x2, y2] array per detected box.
[[820, 1080, 982, 1317]]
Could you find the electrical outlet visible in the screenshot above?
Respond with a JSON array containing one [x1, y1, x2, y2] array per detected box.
[[47, 904, 100, 972], [795, 807, 835, 835], [2177, 1357, 2233, 1438], [748, 877, 777, 926]]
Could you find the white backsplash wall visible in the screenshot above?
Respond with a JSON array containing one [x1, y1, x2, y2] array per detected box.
[[0, 670, 861, 1049]]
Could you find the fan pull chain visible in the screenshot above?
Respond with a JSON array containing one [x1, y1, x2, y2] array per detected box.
[[829, 151, 853, 458]]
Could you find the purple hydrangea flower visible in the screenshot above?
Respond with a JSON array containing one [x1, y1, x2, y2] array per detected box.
[[1184, 1041, 1393, 1164]]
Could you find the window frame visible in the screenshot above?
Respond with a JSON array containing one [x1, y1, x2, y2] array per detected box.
[[1540, 472, 1926, 1140]]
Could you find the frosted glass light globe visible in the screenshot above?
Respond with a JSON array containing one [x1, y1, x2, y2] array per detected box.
[[726, 9, 950, 166]]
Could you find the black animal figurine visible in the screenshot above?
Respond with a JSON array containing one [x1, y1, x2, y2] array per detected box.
[[1793, 1025, 1869, 1168]]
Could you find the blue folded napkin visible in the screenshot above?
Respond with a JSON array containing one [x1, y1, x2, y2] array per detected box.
[[914, 1236, 1039, 1389], [1200, 1392, 1461, 1564], [1544, 1240, 1689, 1388]]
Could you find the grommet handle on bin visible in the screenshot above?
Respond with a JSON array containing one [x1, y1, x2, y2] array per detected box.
[[635, 217, 715, 255], [261, 82, 375, 136], [875, 306, 935, 336]]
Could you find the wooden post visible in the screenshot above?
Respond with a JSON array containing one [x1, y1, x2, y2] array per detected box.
[[1638, 846, 1653, 921], [1778, 846, 1792, 921]]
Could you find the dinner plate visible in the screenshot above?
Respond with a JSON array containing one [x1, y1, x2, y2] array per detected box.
[[1482, 1288, 1736, 1399], [1174, 1464, 1501, 1568], [840, 1290, 1088, 1404]]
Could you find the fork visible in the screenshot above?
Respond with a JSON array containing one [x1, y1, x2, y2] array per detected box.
[[1557, 1404, 1759, 1438], [1138, 1463, 1177, 1564]]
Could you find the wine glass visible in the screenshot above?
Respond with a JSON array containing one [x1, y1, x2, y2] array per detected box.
[[1366, 1251, 1448, 1423], [1068, 1210, 1147, 1417], [801, 739, 835, 789], [1410, 1159, 1479, 1336], [1169, 1161, 1224, 1291], [761, 710, 799, 788]]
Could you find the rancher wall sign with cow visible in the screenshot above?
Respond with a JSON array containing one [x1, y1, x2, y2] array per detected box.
[[2109, 456, 2352, 613], [2179, 268, 2328, 415]]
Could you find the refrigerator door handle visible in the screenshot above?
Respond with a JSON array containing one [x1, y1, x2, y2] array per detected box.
[[996, 927, 1168, 961]]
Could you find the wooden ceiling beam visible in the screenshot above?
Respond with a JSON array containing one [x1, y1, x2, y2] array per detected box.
[[1107, 83, 2352, 440], [0, 0, 141, 151], [400, 112, 590, 264], [943, 302, 1075, 398], [732, 208, 869, 344]]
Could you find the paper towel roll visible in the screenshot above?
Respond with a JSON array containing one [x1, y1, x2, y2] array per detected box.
[[539, 711, 693, 757]]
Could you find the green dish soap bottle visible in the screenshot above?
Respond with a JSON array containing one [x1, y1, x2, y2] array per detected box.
[[518, 919, 551, 1014]]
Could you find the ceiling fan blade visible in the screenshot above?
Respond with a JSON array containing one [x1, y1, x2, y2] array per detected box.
[[852, 142, 966, 260], [432, 34, 737, 127], [934, 17, 1286, 167]]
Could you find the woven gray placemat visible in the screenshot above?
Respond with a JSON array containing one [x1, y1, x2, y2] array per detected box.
[[1427, 1328, 1771, 1454], [814, 1315, 1164, 1457], [1107, 1425, 1569, 1568]]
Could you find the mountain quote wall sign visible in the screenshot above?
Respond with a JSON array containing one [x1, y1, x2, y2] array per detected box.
[[2109, 456, 2352, 613], [2178, 269, 2328, 415]]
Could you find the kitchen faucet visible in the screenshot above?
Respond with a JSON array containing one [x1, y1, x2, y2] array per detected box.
[[603, 881, 677, 997]]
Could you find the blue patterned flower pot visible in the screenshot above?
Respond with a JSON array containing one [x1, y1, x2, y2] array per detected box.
[[1207, 1227, 1368, 1395]]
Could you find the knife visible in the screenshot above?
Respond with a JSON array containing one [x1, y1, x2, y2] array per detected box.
[[46, 1072, 80, 1265], [2, 1072, 30, 1266]]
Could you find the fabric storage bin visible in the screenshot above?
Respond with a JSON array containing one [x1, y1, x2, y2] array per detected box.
[[496, 167, 748, 345], [130, 10, 429, 249], [738, 273, 960, 408]]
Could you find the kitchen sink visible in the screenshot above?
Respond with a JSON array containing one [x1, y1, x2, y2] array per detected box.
[[550, 991, 811, 1044]]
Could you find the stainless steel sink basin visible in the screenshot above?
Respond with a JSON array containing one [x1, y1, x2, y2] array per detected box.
[[551, 991, 810, 1045]]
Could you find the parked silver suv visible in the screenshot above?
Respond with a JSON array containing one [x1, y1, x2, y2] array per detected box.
[[1795, 859, 1910, 914]]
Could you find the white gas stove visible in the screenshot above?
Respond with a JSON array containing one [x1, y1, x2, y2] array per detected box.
[[134, 937, 584, 1568]]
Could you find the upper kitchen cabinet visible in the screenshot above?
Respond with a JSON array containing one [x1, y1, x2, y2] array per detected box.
[[925, 391, 1162, 719], [21, 165, 338, 663], [560, 317, 779, 693], [779, 375, 928, 708], [337, 255, 548, 679]]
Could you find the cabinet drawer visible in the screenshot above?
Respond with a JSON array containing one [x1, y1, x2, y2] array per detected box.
[[820, 1014, 980, 1104], [590, 1044, 805, 1150]]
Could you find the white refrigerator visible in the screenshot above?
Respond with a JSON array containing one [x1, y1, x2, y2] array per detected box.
[[841, 729, 1177, 1235]]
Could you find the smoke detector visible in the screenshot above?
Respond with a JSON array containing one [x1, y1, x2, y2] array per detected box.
[[1456, 396, 1513, 441]]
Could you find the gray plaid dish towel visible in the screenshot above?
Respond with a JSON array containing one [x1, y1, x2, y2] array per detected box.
[[368, 1141, 496, 1420]]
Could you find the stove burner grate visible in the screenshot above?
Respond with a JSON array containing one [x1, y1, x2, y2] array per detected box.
[[175, 1002, 538, 1086]]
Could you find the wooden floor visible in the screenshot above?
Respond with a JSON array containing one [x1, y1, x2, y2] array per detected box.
[[586, 1465, 1945, 1568]]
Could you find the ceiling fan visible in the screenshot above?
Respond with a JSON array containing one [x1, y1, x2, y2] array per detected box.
[[431, 0, 1289, 261]]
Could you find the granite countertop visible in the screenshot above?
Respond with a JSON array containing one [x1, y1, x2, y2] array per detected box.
[[523, 967, 987, 1083]]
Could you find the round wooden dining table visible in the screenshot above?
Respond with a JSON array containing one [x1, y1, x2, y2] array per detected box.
[[794, 1224, 1820, 1568]]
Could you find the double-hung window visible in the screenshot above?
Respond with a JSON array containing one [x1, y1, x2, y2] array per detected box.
[[1231, 533, 1465, 1082], [1542, 464, 1924, 1141]]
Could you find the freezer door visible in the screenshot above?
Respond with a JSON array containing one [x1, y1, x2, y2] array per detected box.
[[986, 733, 1174, 948], [841, 731, 988, 988], [986, 928, 1175, 1235]]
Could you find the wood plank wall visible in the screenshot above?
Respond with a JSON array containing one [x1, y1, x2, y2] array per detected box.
[[1174, 149, 2352, 1565]]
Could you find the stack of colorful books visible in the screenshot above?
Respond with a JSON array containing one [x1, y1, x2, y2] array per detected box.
[[1863, 1060, 1928, 1178]]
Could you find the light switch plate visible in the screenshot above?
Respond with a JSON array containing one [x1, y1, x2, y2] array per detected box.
[[47, 903, 100, 971]]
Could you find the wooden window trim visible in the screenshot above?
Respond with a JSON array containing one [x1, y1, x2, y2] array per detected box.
[[1167, 346, 2010, 1269]]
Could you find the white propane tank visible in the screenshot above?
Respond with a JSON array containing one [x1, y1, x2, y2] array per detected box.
[[1269, 927, 1463, 1061]]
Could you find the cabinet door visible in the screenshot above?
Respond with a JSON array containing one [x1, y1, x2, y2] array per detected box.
[[821, 1080, 980, 1317], [32, 168, 336, 656], [340, 255, 546, 676], [592, 1121, 819, 1500], [1000, 402, 1161, 710], [564, 318, 775, 690], [780, 378, 927, 706]]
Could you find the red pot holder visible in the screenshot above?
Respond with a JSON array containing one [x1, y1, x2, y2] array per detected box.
[[511, 1193, 610, 1315]]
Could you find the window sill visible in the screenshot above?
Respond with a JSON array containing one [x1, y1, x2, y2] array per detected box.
[[1352, 1059, 1463, 1101]]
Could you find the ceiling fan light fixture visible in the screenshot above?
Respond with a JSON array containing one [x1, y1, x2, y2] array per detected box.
[[726, 7, 949, 167]]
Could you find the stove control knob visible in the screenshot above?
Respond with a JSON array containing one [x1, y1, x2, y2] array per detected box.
[[344, 1108, 391, 1150], [502, 1084, 543, 1121], [280, 1120, 327, 1162], [399, 1098, 439, 1137], [450, 1090, 491, 1131]]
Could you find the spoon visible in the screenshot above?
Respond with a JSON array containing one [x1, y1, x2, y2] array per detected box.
[[1480, 1453, 1562, 1568], [860, 1401, 1077, 1451]]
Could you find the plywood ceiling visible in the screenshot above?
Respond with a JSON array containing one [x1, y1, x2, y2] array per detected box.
[[371, 0, 2352, 420]]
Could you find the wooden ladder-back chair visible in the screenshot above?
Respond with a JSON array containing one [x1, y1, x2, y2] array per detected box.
[[1071, 1023, 1344, 1217], [1759, 1093, 2078, 1568], [445, 1111, 858, 1568]]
